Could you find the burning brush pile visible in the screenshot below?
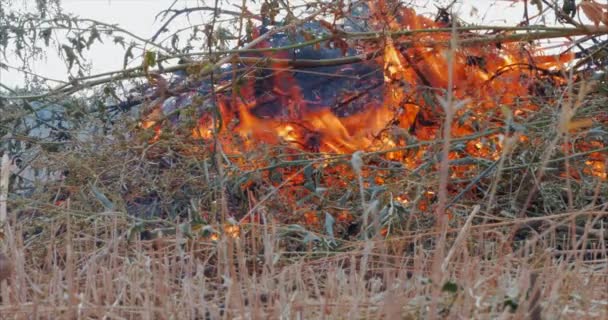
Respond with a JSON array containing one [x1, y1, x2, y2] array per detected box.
[[122, 3, 608, 239]]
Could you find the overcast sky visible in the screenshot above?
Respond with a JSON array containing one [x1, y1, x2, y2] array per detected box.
[[1, 0, 566, 89]]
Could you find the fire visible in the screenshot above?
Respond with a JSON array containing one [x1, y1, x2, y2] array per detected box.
[[142, 7, 575, 157], [282, 9, 563, 153], [138, 3, 606, 228]]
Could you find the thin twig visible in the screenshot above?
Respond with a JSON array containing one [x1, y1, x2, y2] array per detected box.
[[441, 205, 480, 273], [4, 24, 607, 100], [150, 6, 261, 43]]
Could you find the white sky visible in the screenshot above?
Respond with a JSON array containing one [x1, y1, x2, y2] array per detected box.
[[0, 0, 573, 90]]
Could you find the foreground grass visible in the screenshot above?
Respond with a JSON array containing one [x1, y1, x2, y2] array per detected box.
[[0, 203, 606, 319]]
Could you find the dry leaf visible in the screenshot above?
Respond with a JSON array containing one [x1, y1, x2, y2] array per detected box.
[[567, 118, 594, 132], [579, 0, 608, 27], [0, 252, 13, 281]]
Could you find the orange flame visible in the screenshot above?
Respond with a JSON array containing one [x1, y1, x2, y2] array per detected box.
[[164, 6, 576, 159], [139, 4, 607, 229]]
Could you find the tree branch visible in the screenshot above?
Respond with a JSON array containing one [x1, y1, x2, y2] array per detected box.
[[150, 6, 261, 43], [4, 24, 608, 100]]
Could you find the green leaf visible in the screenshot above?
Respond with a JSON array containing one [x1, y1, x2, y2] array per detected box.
[[246, 19, 255, 42], [441, 281, 458, 293], [503, 298, 519, 312], [171, 34, 180, 52], [269, 166, 283, 184], [40, 28, 52, 46], [198, 225, 217, 236], [145, 50, 157, 68], [86, 27, 102, 49], [113, 36, 126, 47], [127, 223, 146, 242], [61, 44, 78, 71], [91, 185, 115, 210], [302, 232, 320, 244], [303, 180, 316, 192], [324, 212, 335, 243], [123, 43, 135, 69], [563, 0, 576, 18], [40, 142, 60, 152], [304, 164, 314, 181]]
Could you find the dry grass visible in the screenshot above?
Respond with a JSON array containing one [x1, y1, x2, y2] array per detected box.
[[0, 205, 606, 319]]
